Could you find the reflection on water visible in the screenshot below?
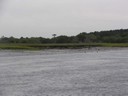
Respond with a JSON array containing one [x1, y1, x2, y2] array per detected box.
[[0, 48, 128, 96]]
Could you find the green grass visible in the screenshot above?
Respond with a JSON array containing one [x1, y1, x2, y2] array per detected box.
[[0, 43, 128, 50], [0, 44, 36, 50]]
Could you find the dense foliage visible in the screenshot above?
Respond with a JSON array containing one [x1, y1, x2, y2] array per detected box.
[[0, 29, 128, 44]]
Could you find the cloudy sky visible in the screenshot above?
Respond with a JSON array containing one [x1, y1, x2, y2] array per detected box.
[[0, 0, 128, 38]]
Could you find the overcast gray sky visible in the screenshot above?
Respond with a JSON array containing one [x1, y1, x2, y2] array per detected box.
[[0, 0, 128, 38]]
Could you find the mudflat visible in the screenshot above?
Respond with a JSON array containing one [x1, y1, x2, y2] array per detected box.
[[0, 48, 128, 96]]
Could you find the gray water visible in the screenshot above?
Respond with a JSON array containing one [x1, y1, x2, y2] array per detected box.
[[0, 48, 128, 96]]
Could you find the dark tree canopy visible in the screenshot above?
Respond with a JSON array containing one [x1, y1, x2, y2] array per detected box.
[[0, 29, 128, 44]]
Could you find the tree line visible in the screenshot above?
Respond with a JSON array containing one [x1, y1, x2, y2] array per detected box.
[[0, 29, 128, 44]]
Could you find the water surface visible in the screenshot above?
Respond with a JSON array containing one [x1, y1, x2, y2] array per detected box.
[[0, 48, 128, 96]]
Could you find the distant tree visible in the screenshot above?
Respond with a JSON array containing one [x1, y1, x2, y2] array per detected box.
[[52, 34, 57, 38], [69, 36, 79, 43], [56, 35, 70, 43], [52, 34, 57, 43], [0, 29, 128, 44], [76, 32, 87, 43], [87, 34, 97, 43], [8, 36, 16, 43]]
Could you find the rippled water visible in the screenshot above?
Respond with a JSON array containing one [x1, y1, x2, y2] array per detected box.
[[0, 48, 128, 96]]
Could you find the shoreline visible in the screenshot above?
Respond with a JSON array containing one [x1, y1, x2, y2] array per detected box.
[[0, 43, 128, 50]]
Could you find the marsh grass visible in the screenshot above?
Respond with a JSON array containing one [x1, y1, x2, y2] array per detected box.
[[0, 43, 128, 50]]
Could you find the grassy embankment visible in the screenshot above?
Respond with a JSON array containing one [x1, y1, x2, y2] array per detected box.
[[0, 43, 128, 50]]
